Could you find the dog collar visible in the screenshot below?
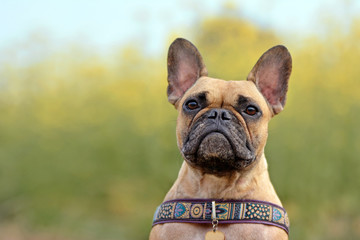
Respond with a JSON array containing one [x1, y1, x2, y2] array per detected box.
[[152, 198, 289, 234]]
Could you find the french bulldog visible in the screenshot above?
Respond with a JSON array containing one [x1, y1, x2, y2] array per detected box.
[[150, 38, 292, 240]]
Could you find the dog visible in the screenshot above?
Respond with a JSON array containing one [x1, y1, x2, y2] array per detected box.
[[149, 38, 292, 240]]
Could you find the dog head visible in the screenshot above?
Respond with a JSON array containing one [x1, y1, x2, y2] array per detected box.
[[167, 38, 292, 175]]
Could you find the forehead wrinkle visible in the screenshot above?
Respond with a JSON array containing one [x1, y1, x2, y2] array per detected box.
[[185, 91, 208, 100], [237, 95, 258, 106]]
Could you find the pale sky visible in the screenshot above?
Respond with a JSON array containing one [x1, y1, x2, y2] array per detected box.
[[1, 0, 359, 56]]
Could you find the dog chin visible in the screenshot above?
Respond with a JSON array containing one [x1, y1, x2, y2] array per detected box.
[[182, 132, 255, 174]]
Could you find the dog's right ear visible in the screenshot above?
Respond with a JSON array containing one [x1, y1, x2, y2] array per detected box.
[[167, 38, 208, 107]]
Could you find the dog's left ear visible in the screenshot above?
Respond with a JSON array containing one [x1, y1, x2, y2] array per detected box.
[[167, 38, 208, 107], [247, 45, 292, 115]]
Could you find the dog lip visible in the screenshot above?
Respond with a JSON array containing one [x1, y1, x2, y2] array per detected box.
[[203, 130, 255, 162], [182, 129, 228, 155], [181, 112, 256, 171], [182, 129, 255, 162]]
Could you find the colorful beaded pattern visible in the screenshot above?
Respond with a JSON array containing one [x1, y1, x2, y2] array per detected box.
[[152, 199, 289, 234]]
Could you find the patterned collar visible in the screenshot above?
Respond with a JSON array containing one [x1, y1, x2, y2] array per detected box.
[[152, 198, 289, 234]]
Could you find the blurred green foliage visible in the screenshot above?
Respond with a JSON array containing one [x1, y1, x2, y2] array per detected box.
[[0, 16, 360, 240]]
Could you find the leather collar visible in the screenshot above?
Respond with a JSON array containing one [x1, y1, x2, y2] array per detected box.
[[152, 198, 289, 234]]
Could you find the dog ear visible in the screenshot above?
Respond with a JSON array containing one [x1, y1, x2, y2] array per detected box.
[[247, 45, 292, 115], [167, 38, 208, 106]]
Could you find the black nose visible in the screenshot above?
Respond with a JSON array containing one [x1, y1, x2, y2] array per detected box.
[[207, 109, 231, 121]]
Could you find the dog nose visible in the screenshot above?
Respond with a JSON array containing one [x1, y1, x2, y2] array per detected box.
[[207, 109, 231, 121]]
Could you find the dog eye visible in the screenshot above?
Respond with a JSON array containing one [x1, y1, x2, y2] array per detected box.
[[244, 106, 258, 116], [185, 100, 199, 110]]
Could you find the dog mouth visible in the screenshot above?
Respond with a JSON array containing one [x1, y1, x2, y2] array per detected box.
[[181, 120, 255, 174]]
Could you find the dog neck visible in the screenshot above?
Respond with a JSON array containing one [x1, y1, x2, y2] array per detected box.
[[164, 154, 282, 206]]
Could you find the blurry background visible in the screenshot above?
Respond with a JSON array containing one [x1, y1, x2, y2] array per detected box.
[[1, 0, 360, 239]]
